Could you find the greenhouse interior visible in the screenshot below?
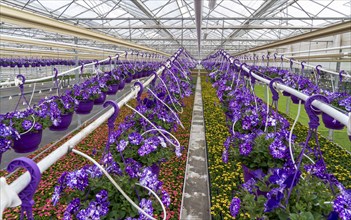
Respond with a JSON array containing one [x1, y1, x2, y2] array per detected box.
[[0, 0, 351, 219]]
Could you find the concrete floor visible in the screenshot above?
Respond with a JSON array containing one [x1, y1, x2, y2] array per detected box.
[[180, 74, 211, 220]]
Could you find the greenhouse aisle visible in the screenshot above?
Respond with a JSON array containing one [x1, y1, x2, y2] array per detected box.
[[180, 73, 211, 219]]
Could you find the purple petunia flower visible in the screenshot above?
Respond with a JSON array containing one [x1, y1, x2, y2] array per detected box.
[[76, 190, 109, 220], [22, 120, 32, 130], [264, 186, 285, 212], [34, 122, 42, 131], [229, 197, 240, 217], [222, 149, 229, 163], [138, 136, 159, 156], [66, 169, 89, 191], [116, 139, 128, 152], [52, 185, 61, 206], [269, 139, 287, 159], [239, 142, 253, 156], [242, 178, 256, 193], [161, 190, 171, 207], [128, 132, 143, 145], [125, 158, 142, 179], [63, 198, 80, 220], [333, 189, 351, 220], [139, 167, 163, 192], [138, 198, 154, 220]]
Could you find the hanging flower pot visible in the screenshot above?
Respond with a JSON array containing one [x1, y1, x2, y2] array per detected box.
[[75, 100, 94, 114], [13, 130, 43, 153], [291, 95, 305, 104], [106, 84, 118, 95], [125, 76, 132, 83], [282, 91, 290, 96], [118, 80, 125, 90], [322, 113, 345, 130], [49, 113, 73, 131], [94, 92, 106, 105]]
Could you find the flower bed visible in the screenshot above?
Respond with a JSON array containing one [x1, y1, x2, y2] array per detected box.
[[202, 76, 244, 219], [2, 88, 195, 219], [202, 76, 351, 219]]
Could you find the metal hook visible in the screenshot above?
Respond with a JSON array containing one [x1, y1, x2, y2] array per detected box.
[[339, 70, 344, 83], [304, 94, 329, 129], [316, 65, 322, 75], [289, 58, 294, 70], [94, 59, 99, 68], [53, 67, 59, 79], [248, 67, 258, 84], [80, 64, 84, 74], [53, 68, 60, 95], [133, 82, 143, 101], [103, 101, 119, 152], [7, 157, 41, 220], [103, 100, 120, 131], [239, 62, 247, 71], [269, 78, 284, 102], [17, 74, 26, 86], [300, 61, 306, 74]]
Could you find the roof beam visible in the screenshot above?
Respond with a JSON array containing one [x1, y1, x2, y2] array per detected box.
[[0, 3, 169, 56], [57, 17, 351, 21], [2, 25, 322, 30], [129, 0, 180, 46], [84, 25, 322, 30], [194, 0, 203, 55], [233, 21, 351, 56]]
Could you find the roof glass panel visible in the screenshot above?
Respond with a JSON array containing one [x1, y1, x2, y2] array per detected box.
[[0, 0, 350, 58]]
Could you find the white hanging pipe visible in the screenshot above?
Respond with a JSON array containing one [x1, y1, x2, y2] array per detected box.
[[239, 52, 350, 79], [0, 53, 121, 86], [281, 55, 351, 78], [6, 51, 182, 198], [280, 45, 351, 55], [0, 51, 160, 87], [220, 53, 351, 136]]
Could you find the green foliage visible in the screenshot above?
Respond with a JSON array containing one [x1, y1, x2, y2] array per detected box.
[[231, 134, 286, 173]]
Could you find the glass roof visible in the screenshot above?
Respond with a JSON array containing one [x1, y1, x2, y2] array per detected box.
[[0, 0, 350, 58]]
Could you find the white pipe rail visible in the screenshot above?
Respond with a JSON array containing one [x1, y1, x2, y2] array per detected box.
[[238, 52, 351, 78], [281, 56, 351, 78], [0, 51, 159, 87], [280, 45, 351, 55], [219, 53, 351, 137], [1, 50, 183, 216], [0, 54, 122, 86]]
